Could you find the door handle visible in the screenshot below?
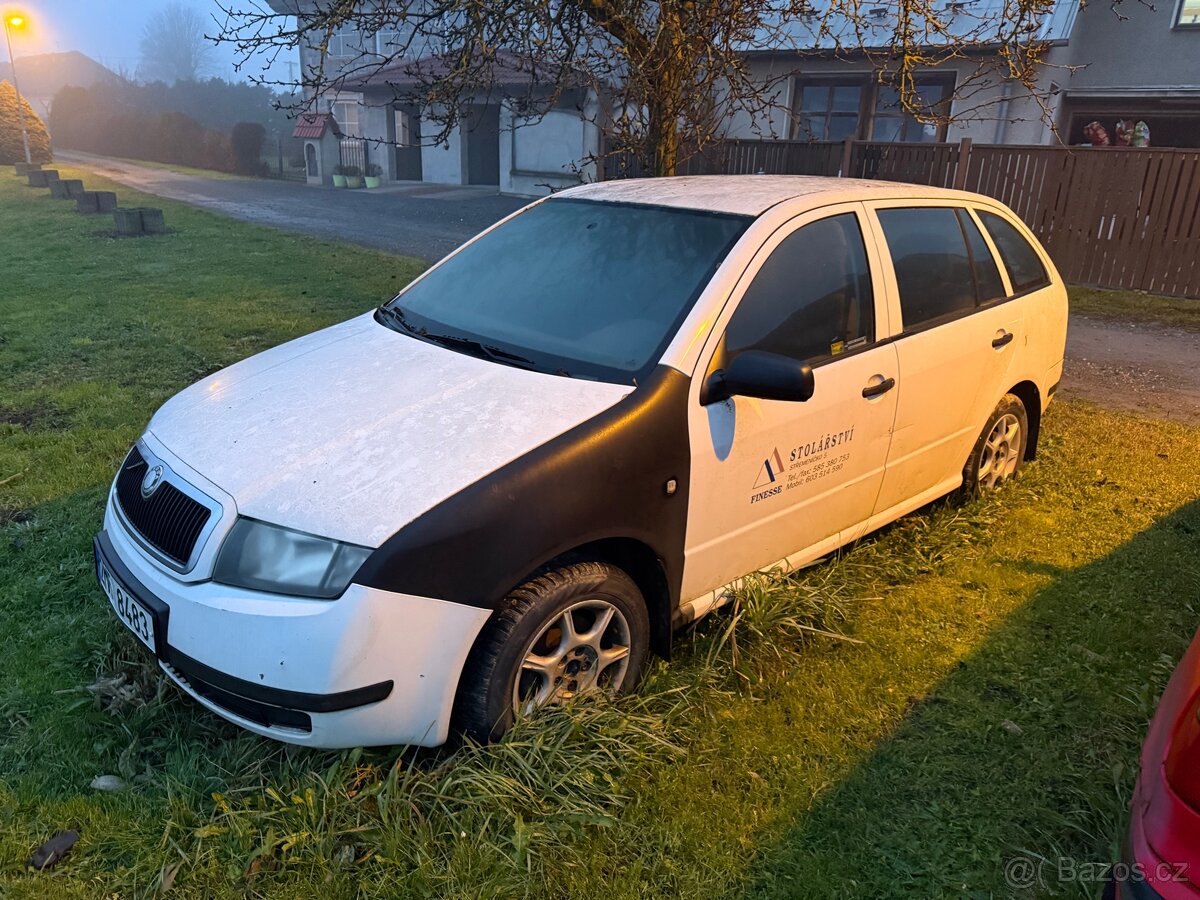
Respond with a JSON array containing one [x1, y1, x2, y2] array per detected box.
[[992, 331, 1014, 349], [862, 376, 895, 398]]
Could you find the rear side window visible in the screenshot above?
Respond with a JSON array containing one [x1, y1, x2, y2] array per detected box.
[[877, 207, 977, 329], [978, 211, 1050, 293], [724, 213, 874, 365], [957, 210, 1006, 303]]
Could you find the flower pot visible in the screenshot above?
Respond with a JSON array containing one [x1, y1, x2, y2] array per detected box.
[[346, 176, 363, 189], [364, 175, 382, 189], [332, 174, 347, 188]]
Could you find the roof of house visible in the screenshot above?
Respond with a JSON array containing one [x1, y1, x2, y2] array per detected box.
[[557, 174, 985, 217], [292, 112, 342, 139], [340, 50, 565, 91], [748, 0, 1080, 53]]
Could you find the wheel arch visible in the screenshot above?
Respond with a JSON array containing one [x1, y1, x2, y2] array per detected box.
[[548, 538, 674, 661], [1007, 379, 1042, 460], [448, 539, 673, 737]]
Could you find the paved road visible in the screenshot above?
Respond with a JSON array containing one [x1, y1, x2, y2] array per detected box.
[[59, 151, 527, 262]]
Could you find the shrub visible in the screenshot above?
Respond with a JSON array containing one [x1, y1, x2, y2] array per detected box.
[[0, 81, 52, 164], [230, 121, 266, 175]]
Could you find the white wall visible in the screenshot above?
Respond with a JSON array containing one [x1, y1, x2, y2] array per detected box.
[[359, 102, 395, 178], [420, 106, 467, 184], [500, 103, 600, 196]]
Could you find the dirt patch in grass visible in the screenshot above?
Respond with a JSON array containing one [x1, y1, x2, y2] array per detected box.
[[0, 507, 31, 526], [0, 400, 69, 431]]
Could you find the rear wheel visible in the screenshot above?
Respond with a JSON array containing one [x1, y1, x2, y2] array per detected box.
[[961, 393, 1029, 495], [455, 562, 650, 742]]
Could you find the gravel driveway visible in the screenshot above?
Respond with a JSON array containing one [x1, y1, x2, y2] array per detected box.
[[1062, 317, 1200, 425]]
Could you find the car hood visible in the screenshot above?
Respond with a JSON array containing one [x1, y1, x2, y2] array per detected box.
[[147, 312, 634, 547]]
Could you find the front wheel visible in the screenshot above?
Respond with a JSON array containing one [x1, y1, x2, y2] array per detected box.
[[455, 562, 650, 742], [961, 393, 1029, 495]]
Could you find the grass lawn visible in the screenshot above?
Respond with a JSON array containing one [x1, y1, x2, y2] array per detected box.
[[1068, 285, 1200, 332], [2, 166, 1199, 898]]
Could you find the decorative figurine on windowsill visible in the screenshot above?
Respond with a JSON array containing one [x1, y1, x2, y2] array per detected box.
[[1083, 121, 1111, 146]]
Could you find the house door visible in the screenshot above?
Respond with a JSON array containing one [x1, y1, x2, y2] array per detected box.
[[465, 104, 500, 186], [394, 106, 423, 181]]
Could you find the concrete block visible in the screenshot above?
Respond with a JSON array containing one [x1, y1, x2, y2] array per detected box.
[[138, 208, 166, 234], [27, 169, 58, 187], [112, 207, 144, 235], [76, 191, 118, 214]]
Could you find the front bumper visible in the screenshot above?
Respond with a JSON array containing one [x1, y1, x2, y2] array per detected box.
[[95, 520, 491, 749]]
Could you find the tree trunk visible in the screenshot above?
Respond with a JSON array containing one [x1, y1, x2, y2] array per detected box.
[[646, 70, 683, 177]]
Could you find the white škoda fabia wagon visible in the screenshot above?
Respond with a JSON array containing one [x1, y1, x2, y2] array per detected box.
[[95, 176, 1068, 748]]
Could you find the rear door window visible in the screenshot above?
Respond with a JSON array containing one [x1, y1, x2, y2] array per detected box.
[[723, 212, 874, 365], [957, 210, 1006, 303], [877, 207, 977, 329], [978, 211, 1050, 294]]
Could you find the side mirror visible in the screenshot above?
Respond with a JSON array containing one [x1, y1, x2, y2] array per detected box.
[[701, 350, 815, 405]]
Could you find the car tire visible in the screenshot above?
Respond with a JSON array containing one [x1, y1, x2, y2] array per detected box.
[[455, 561, 650, 742], [960, 393, 1029, 496]]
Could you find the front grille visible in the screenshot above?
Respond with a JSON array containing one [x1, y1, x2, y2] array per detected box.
[[115, 446, 211, 566]]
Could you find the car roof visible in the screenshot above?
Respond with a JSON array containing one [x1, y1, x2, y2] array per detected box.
[[557, 175, 981, 217]]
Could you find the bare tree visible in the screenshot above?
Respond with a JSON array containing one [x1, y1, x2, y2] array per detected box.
[[215, 0, 1074, 177], [140, 2, 218, 84]]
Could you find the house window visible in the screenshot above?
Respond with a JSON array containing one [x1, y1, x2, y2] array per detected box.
[[790, 75, 954, 142], [1177, 0, 1200, 26], [329, 96, 361, 135], [328, 27, 368, 59], [870, 79, 954, 142], [791, 82, 864, 141]]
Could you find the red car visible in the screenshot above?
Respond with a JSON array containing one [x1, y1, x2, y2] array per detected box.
[[1118, 627, 1200, 898]]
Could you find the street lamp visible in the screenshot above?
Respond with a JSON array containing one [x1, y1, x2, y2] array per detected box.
[[3, 11, 31, 164]]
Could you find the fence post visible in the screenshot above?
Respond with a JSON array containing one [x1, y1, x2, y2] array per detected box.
[[953, 137, 973, 190], [839, 139, 854, 178]]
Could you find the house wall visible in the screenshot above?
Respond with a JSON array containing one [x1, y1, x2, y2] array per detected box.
[[420, 107, 468, 184], [359, 101, 395, 178], [727, 53, 1069, 146], [500, 104, 601, 195], [1064, 2, 1200, 93]]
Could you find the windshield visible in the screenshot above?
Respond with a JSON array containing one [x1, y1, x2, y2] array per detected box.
[[378, 198, 750, 383]]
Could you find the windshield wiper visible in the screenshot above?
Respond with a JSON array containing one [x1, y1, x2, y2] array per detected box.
[[376, 305, 537, 369]]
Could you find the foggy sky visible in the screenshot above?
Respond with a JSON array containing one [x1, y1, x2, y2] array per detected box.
[[4, 0, 287, 83]]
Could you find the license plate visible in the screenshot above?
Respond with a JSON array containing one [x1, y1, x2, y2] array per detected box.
[[98, 561, 156, 653]]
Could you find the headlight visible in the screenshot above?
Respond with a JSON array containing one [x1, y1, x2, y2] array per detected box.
[[213, 518, 372, 599]]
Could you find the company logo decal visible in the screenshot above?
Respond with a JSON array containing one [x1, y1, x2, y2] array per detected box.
[[754, 448, 785, 489], [140, 464, 165, 498], [750, 427, 857, 505]]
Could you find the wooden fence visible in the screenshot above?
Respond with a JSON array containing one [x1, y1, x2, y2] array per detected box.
[[603, 139, 1200, 299]]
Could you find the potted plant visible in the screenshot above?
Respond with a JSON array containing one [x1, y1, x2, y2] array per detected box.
[[331, 164, 348, 188], [344, 165, 363, 189], [364, 163, 383, 189]]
